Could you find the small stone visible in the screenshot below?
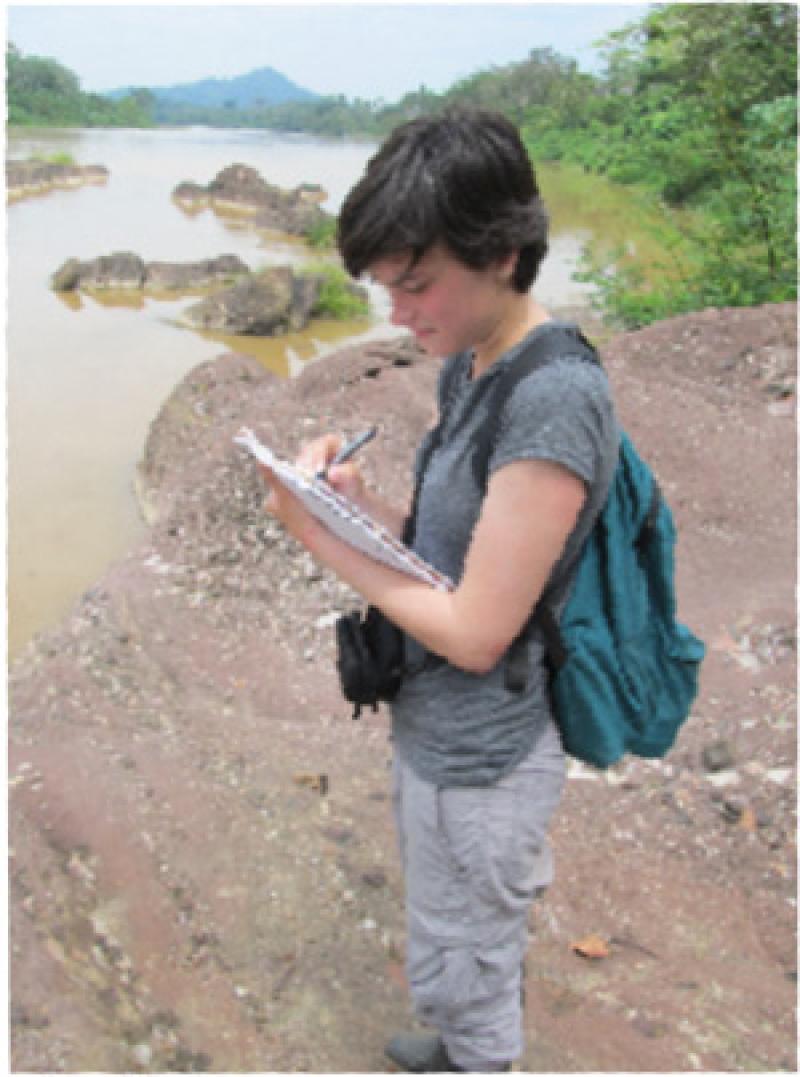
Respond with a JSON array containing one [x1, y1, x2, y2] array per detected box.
[[763, 828, 786, 850], [736, 650, 762, 672], [766, 767, 793, 785], [721, 794, 746, 822], [632, 1014, 668, 1039], [705, 771, 740, 789], [322, 824, 353, 845], [701, 741, 735, 772], [567, 759, 600, 781], [742, 760, 766, 777], [131, 1043, 152, 1067]]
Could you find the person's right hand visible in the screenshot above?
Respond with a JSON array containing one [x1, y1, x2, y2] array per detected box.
[[295, 434, 367, 503]]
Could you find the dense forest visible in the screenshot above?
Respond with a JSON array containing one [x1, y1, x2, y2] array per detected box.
[[5, 43, 154, 128], [6, 3, 797, 325]]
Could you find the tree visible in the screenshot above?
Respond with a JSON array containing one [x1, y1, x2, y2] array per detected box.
[[7, 43, 154, 127], [7, 44, 83, 123], [573, 3, 797, 321]]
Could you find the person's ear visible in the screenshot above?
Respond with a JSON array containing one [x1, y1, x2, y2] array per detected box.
[[495, 251, 518, 284]]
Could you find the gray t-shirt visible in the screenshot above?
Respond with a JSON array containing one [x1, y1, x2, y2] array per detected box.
[[390, 321, 619, 787]]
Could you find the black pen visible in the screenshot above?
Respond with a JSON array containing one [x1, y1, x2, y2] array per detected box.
[[316, 426, 378, 481]]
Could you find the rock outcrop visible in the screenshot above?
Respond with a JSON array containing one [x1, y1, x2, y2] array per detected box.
[[8, 304, 798, 1073], [7, 308, 800, 1072], [50, 252, 367, 336], [181, 266, 366, 336], [6, 159, 109, 202], [51, 253, 250, 293], [173, 163, 332, 236]]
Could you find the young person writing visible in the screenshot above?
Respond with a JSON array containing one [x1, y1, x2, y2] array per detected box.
[[258, 107, 619, 1073]]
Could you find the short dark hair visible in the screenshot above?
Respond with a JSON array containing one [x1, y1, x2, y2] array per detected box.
[[337, 106, 549, 292]]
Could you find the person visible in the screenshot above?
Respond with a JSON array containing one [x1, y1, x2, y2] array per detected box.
[[258, 107, 619, 1072]]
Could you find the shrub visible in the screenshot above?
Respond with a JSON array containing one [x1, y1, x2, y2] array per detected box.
[[300, 262, 369, 320], [305, 216, 338, 250]]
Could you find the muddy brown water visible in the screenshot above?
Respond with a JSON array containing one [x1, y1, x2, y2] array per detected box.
[[7, 127, 603, 662]]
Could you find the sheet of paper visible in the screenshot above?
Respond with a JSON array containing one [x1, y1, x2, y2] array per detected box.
[[234, 428, 454, 592]]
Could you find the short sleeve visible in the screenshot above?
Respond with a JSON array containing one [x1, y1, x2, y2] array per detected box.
[[488, 356, 616, 486]]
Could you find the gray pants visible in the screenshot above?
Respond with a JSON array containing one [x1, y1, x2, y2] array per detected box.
[[391, 719, 566, 1071]]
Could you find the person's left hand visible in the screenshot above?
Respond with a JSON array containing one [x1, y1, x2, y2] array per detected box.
[[259, 464, 319, 546]]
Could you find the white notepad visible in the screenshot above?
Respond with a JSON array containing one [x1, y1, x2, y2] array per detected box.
[[234, 428, 454, 592]]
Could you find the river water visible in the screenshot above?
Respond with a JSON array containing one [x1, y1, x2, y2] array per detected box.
[[6, 126, 596, 662]]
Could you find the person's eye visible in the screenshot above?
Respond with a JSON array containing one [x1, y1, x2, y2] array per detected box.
[[403, 280, 428, 295]]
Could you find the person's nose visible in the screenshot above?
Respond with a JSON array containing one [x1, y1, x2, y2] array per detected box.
[[390, 291, 413, 328]]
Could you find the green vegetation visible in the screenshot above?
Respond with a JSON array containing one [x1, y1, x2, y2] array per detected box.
[[6, 43, 154, 128], [300, 263, 370, 320], [32, 151, 77, 167], [539, 4, 798, 324], [7, 4, 796, 324], [305, 215, 338, 251], [386, 6, 797, 325]]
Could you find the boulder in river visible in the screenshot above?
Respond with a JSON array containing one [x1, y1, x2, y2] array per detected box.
[[6, 159, 109, 202], [181, 265, 366, 336], [173, 163, 332, 237], [144, 255, 250, 290], [51, 252, 146, 291], [51, 253, 250, 293], [182, 267, 317, 335]]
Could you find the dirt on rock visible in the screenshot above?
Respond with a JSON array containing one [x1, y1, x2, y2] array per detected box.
[[9, 303, 797, 1073]]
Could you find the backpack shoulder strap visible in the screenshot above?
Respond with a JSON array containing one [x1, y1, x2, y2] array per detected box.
[[402, 351, 470, 546], [438, 352, 466, 415], [471, 324, 600, 492]]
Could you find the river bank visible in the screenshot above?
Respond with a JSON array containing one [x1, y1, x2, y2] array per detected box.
[[9, 126, 612, 661], [6, 127, 383, 663], [9, 302, 797, 1071]]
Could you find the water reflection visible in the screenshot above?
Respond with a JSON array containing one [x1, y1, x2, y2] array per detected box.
[[192, 316, 378, 379]]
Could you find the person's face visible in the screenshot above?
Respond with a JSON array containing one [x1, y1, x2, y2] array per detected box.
[[367, 244, 517, 359]]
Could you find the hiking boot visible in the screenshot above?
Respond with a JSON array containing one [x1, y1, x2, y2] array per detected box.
[[385, 1033, 462, 1072], [385, 1032, 512, 1072]]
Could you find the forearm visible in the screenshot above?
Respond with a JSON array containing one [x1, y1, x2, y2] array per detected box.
[[261, 457, 584, 677], [300, 513, 493, 673]]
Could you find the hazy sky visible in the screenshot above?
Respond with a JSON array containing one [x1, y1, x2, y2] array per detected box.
[[7, 3, 651, 102]]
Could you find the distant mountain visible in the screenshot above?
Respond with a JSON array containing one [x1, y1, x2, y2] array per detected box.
[[108, 66, 318, 108]]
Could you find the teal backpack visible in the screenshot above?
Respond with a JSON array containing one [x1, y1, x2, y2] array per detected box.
[[449, 325, 706, 769]]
